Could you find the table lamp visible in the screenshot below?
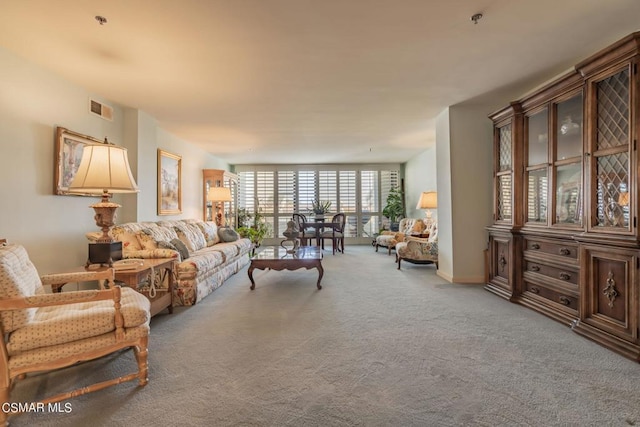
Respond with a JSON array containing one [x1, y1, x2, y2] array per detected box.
[[207, 186, 232, 226], [68, 139, 139, 266], [416, 191, 437, 228]]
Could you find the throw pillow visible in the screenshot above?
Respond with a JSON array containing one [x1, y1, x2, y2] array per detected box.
[[411, 220, 426, 234], [218, 227, 239, 242], [158, 239, 190, 261]]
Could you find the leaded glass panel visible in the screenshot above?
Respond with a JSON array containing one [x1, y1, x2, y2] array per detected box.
[[596, 153, 629, 228], [596, 69, 629, 150], [498, 124, 511, 172]]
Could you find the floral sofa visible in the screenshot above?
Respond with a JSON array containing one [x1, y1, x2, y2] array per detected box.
[[108, 219, 252, 306]]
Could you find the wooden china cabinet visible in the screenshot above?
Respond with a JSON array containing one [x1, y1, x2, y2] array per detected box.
[[487, 32, 640, 361], [202, 169, 239, 227]]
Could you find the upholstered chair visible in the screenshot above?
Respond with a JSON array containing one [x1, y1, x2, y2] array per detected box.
[[375, 218, 427, 255], [0, 244, 151, 424], [395, 222, 439, 269]]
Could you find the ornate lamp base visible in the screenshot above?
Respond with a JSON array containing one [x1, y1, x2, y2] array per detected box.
[[87, 241, 122, 267]]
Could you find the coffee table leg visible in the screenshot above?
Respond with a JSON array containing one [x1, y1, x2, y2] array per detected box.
[[248, 265, 256, 290], [316, 262, 324, 290]]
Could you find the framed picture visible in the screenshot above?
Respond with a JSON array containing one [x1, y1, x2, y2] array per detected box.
[[157, 149, 182, 215], [54, 127, 102, 196]]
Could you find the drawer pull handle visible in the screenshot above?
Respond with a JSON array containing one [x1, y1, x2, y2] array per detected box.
[[559, 248, 571, 256], [530, 286, 540, 294], [530, 265, 540, 272], [559, 272, 571, 281], [559, 296, 571, 306], [531, 243, 540, 250]]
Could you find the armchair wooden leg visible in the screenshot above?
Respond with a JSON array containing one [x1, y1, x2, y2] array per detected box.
[[0, 385, 8, 426], [134, 336, 149, 386], [397, 257, 402, 270]]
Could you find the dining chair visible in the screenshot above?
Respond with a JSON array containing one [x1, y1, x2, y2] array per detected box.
[[320, 213, 346, 254], [292, 213, 317, 246]]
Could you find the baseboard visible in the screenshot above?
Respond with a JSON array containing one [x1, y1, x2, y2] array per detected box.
[[437, 270, 484, 284]]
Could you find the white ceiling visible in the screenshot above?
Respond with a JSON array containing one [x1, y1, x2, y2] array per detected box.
[[1, 1, 639, 164]]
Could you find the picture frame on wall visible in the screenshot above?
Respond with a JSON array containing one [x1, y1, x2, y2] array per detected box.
[[54, 127, 102, 196], [157, 149, 182, 215]]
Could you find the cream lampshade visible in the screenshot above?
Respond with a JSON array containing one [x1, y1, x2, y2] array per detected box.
[[69, 140, 139, 243], [416, 191, 437, 226], [207, 186, 232, 226]]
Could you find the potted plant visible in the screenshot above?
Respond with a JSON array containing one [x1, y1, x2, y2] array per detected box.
[[382, 187, 405, 231], [236, 202, 271, 252], [310, 199, 332, 220]]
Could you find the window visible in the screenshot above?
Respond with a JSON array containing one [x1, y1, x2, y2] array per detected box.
[[236, 164, 401, 241]]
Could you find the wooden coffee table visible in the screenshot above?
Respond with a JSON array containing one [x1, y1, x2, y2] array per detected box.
[[248, 246, 324, 290]]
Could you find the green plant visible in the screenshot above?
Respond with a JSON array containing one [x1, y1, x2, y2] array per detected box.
[[236, 201, 271, 246], [382, 187, 405, 223], [310, 199, 332, 215], [237, 208, 252, 228]]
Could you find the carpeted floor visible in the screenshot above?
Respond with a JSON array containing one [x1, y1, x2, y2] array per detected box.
[[10, 245, 640, 426]]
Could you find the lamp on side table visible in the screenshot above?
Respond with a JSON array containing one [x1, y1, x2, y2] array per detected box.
[[416, 191, 437, 229], [68, 139, 139, 267]]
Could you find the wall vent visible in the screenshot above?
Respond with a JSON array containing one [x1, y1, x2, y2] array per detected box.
[[89, 99, 113, 121]]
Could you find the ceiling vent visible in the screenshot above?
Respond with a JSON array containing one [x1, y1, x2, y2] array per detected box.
[[89, 98, 113, 121]]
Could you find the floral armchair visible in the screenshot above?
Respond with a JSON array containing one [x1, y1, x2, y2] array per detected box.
[[395, 222, 438, 269], [0, 243, 151, 424], [375, 218, 428, 255]]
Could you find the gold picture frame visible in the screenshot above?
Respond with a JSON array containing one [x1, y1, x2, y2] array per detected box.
[[157, 149, 182, 215], [54, 127, 103, 196]]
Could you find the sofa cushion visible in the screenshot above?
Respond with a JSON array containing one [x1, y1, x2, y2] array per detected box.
[[196, 221, 220, 246], [209, 242, 240, 261], [136, 227, 179, 250], [7, 287, 150, 354], [112, 222, 160, 252], [173, 222, 208, 252]]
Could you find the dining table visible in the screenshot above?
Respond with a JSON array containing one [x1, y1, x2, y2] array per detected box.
[[301, 218, 340, 247]]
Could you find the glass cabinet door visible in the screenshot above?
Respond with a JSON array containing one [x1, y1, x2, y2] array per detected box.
[[495, 123, 513, 223], [554, 93, 583, 226], [591, 67, 631, 230], [526, 108, 549, 224]]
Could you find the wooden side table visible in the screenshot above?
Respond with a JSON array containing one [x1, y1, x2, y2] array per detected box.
[[50, 258, 175, 317], [112, 259, 175, 317]]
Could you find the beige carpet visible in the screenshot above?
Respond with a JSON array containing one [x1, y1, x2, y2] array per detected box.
[[10, 245, 640, 426]]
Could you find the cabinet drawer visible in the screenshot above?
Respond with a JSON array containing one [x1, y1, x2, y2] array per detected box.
[[524, 237, 578, 260], [524, 280, 578, 312], [524, 260, 578, 285]]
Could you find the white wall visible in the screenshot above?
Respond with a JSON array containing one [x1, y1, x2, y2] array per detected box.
[[404, 147, 437, 221], [435, 108, 453, 280], [447, 104, 494, 282], [0, 46, 228, 274]]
